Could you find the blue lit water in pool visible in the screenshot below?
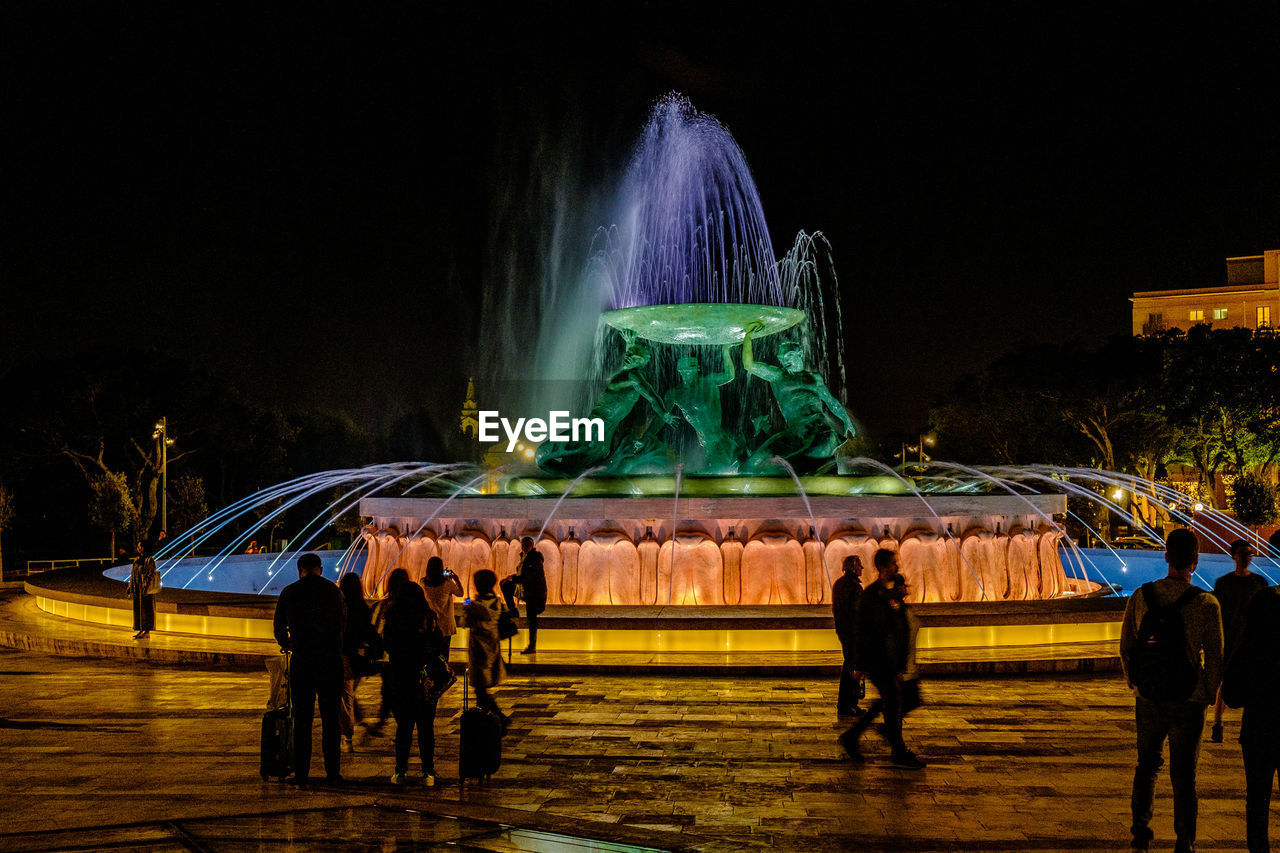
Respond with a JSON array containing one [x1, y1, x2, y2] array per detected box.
[[1067, 549, 1275, 595], [103, 550, 363, 596], [102, 548, 1276, 598]]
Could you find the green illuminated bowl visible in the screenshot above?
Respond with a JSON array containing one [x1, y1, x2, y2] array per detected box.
[[602, 303, 805, 345]]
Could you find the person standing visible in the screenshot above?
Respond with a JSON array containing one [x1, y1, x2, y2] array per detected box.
[[126, 541, 160, 640], [381, 568, 440, 785], [831, 554, 866, 717], [501, 537, 547, 654], [338, 572, 374, 753], [1211, 540, 1268, 743], [422, 556, 463, 665], [1120, 528, 1224, 853], [272, 552, 345, 786], [465, 569, 510, 726], [1222, 578, 1280, 853], [838, 548, 926, 769]]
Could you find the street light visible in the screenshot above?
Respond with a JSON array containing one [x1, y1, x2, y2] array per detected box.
[[896, 434, 936, 470], [152, 417, 174, 534]]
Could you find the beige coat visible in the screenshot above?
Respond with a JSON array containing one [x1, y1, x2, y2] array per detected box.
[[464, 594, 507, 689]]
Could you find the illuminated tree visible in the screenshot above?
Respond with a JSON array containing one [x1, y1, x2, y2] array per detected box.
[[88, 472, 138, 557], [1231, 472, 1279, 533]]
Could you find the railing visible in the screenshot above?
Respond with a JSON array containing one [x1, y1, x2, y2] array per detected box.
[[21, 557, 117, 578]]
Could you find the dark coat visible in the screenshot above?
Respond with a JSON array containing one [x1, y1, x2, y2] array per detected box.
[[831, 573, 862, 652], [273, 573, 345, 671], [853, 579, 911, 678], [1223, 586, 1280, 741], [341, 589, 375, 658], [517, 548, 548, 615], [382, 582, 431, 670]]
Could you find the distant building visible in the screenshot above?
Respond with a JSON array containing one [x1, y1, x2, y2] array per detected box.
[[460, 378, 479, 440], [1131, 250, 1279, 335]]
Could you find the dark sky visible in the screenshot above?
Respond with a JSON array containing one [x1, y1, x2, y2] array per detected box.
[[5, 3, 1280, 442]]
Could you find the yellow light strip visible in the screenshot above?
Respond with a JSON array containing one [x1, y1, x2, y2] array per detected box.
[[35, 596, 1120, 653]]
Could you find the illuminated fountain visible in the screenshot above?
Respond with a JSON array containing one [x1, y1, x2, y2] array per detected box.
[[351, 94, 1077, 607]]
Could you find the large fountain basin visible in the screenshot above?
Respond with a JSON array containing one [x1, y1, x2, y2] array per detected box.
[[601, 302, 804, 345]]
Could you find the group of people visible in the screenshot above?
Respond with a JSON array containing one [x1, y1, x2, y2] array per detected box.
[[269, 536, 547, 787], [830, 550, 927, 770], [1117, 532, 1280, 853], [827, 531, 1280, 852]]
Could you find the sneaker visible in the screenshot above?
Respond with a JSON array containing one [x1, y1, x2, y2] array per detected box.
[[422, 773, 436, 787], [325, 773, 344, 785], [838, 730, 865, 763], [520, 646, 537, 655], [289, 775, 309, 788], [1211, 723, 1224, 743], [891, 751, 927, 770], [391, 771, 407, 785]]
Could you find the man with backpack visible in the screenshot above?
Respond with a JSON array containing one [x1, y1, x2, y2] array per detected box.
[[1120, 528, 1224, 853]]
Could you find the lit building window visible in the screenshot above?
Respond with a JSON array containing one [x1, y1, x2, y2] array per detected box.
[[1189, 309, 1205, 322], [1260, 306, 1273, 328], [1213, 308, 1227, 320]]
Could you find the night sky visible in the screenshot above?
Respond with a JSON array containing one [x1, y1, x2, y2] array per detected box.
[[5, 3, 1280, 443]]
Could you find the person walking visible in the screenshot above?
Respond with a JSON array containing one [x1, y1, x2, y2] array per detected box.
[[1120, 528, 1224, 853], [832, 554, 866, 717], [338, 572, 374, 753], [1210, 539, 1268, 743], [1222, 577, 1280, 852], [382, 567, 440, 785], [838, 548, 926, 769], [422, 556, 463, 665], [126, 541, 160, 640], [465, 569, 510, 726], [272, 552, 345, 786], [501, 537, 547, 654]]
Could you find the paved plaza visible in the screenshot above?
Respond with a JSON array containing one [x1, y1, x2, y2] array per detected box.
[[0, 621, 1272, 852]]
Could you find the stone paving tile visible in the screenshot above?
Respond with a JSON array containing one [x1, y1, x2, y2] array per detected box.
[[0, 645, 1276, 850]]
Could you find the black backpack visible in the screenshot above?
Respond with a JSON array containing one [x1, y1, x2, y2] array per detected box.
[[1129, 583, 1202, 702]]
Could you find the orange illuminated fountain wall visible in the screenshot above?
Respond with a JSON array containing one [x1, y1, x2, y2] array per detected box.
[[358, 492, 1080, 605]]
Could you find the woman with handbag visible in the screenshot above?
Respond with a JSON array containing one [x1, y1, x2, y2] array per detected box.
[[381, 568, 440, 785], [338, 572, 375, 753], [125, 541, 160, 640]]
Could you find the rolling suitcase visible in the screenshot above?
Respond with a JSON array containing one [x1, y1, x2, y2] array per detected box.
[[459, 669, 503, 784], [260, 652, 293, 780]]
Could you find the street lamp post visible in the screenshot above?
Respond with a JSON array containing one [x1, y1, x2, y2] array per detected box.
[[152, 418, 173, 534], [897, 434, 936, 471]]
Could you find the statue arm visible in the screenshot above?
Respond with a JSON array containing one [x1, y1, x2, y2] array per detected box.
[[816, 381, 857, 436], [709, 344, 735, 386], [742, 323, 782, 382], [635, 372, 668, 415]]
